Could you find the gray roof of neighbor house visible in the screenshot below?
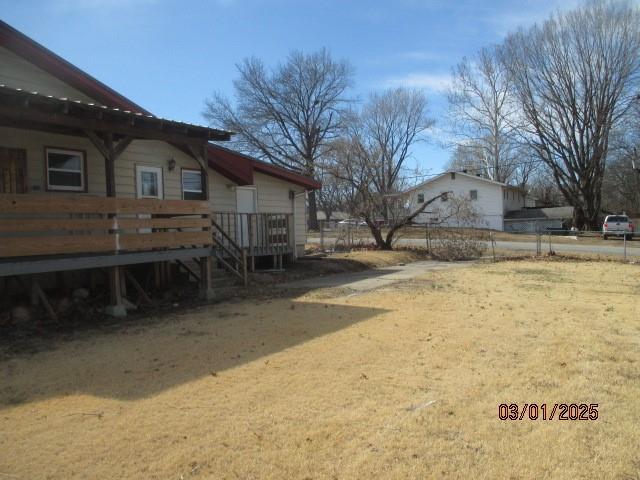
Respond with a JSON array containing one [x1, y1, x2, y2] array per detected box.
[[504, 206, 574, 221]]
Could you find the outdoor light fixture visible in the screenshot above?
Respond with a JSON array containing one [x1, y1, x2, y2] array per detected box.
[[167, 157, 176, 171]]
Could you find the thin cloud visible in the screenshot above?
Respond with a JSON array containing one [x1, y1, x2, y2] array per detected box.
[[399, 50, 444, 62], [384, 72, 452, 93]]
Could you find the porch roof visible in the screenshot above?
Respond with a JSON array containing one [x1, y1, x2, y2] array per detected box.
[[0, 83, 232, 144]]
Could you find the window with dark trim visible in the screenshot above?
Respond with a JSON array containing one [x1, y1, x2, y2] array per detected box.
[[417, 193, 424, 203], [441, 192, 448, 202], [470, 189, 478, 200], [182, 169, 204, 200], [45, 147, 85, 192]]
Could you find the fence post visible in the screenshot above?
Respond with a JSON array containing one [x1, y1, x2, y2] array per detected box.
[[320, 219, 325, 252], [490, 231, 496, 262], [624, 233, 627, 261]]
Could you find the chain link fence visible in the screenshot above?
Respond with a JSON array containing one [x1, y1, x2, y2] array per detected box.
[[307, 221, 640, 263]]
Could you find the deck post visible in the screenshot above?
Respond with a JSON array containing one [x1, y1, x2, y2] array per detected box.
[[199, 256, 214, 300], [106, 266, 127, 317]]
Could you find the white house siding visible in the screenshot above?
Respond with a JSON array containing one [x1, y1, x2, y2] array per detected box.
[[503, 187, 526, 213], [410, 174, 505, 230], [0, 47, 98, 103], [114, 140, 200, 199], [0, 127, 201, 199], [207, 170, 237, 212], [253, 172, 306, 255], [294, 192, 307, 257]]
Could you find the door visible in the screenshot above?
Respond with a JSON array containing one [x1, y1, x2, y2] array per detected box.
[[0, 147, 27, 193], [136, 166, 163, 233], [236, 187, 256, 248]]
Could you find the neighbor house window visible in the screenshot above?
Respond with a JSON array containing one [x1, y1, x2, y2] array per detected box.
[[441, 192, 448, 202], [470, 190, 478, 200], [182, 169, 204, 200], [45, 147, 85, 191], [417, 193, 424, 203]]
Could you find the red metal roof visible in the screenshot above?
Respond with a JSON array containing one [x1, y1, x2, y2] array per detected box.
[[0, 20, 319, 190], [208, 145, 321, 190]]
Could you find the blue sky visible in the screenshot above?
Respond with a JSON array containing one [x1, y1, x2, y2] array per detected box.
[[1, 0, 581, 173]]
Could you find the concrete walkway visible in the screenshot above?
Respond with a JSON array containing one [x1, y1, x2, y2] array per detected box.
[[278, 260, 473, 293]]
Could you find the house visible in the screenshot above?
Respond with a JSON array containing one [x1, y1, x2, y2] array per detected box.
[[406, 171, 533, 231], [0, 20, 319, 316], [503, 206, 575, 232]]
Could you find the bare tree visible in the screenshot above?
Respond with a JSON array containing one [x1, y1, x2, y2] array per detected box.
[[330, 88, 437, 249], [500, 1, 640, 229], [315, 168, 348, 222], [447, 47, 521, 183], [203, 49, 353, 229]]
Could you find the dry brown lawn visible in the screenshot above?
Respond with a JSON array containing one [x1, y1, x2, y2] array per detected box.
[[1, 259, 640, 479]]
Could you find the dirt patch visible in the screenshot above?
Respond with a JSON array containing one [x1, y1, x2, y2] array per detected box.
[[1, 260, 639, 479]]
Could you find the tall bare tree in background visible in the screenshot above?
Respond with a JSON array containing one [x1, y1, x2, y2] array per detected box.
[[447, 47, 521, 183], [330, 88, 437, 249], [203, 49, 353, 229], [500, 0, 640, 229]]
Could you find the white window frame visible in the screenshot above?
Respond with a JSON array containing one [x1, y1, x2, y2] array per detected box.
[[135, 165, 163, 199], [181, 168, 204, 200], [45, 147, 85, 192]]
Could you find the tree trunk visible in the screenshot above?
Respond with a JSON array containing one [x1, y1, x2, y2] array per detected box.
[[371, 226, 388, 249], [307, 189, 319, 230]]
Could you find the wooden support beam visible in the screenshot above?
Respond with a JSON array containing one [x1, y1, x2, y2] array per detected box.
[[199, 256, 214, 300], [32, 280, 58, 322], [84, 131, 132, 197], [175, 259, 200, 282], [187, 143, 210, 199], [106, 266, 126, 317], [16, 276, 57, 322], [124, 269, 152, 305]]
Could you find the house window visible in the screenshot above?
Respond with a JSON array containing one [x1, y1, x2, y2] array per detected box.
[[450, 172, 456, 180], [182, 169, 204, 200], [417, 193, 424, 203], [441, 192, 448, 202], [45, 148, 85, 191], [470, 190, 478, 200]]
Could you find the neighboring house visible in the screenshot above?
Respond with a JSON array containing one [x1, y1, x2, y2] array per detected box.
[[503, 207, 575, 232], [0, 20, 318, 315], [406, 171, 533, 231]]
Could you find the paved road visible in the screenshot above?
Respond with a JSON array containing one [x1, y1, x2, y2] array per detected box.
[[308, 237, 640, 258], [278, 260, 472, 292]]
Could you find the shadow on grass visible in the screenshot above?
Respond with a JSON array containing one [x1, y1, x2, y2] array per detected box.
[[0, 298, 389, 405]]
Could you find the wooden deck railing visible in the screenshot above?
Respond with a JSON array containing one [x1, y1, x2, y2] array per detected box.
[[0, 194, 212, 259], [212, 212, 293, 258]]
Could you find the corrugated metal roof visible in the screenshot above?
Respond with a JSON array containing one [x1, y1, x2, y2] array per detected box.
[[0, 83, 232, 137]]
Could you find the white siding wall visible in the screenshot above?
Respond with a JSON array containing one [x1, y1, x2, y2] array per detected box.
[[253, 172, 306, 251], [503, 187, 526, 213], [294, 192, 307, 257], [409, 174, 505, 230], [0, 47, 99, 103], [207, 170, 237, 212], [0, 126, 201, 199]]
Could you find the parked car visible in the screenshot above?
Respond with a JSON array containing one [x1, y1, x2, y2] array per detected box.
[[338, 219, 367, 227], [602, 215, 634, 240]]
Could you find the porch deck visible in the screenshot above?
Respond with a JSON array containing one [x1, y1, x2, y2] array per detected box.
[[0, 193, 213, 276]]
